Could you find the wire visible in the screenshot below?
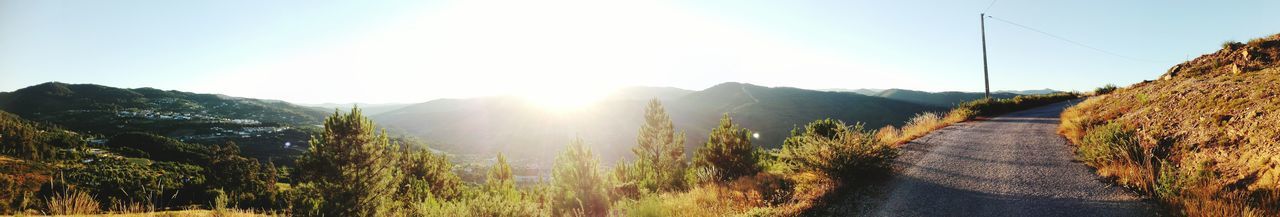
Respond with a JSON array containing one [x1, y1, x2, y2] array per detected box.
[[982, 0, 999, 13], [985, 15, 1162, 63]]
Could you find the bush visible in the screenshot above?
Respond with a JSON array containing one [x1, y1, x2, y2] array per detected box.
[[1094, 84, 1118, 95], [958, 92, 1081, 117], [691, 114, 762, 183], [780, 119, 897, 182]]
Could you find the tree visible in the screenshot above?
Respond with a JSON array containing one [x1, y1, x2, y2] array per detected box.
[[208, 141, 273, 207], [400, 149, 462, 200], [294, 108, 402, 216], [622, 99, 688, 193], [691, 114, 761, 182], [486, 153, 515, 192], [551, 138, 610, 216]]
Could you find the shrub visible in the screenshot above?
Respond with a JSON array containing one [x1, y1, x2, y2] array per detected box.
[[958, 92, 1081, 117], [780, 119, 896, 182], [550, 138, 611, 216], [1094, 84, 1118, 95], [691, 114, 762, 183]]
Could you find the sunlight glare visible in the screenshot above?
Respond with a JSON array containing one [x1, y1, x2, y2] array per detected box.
[[521, 85, 613, 111]]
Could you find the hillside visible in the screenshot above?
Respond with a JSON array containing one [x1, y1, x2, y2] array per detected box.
[[0, 82, 327, 133], [1060, 33, 1280, 215], [302, 103, 412, 116], [872, 89, 1019, 107], [373, 82, 944, 160], [0, 82, 324, 162], [0, 110, 83, 161]]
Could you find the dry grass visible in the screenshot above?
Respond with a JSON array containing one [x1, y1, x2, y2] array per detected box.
[[54, 209, 270, 217], [45, 188, 99, 215], [1060, 34, 1280, 216], [615, 171, 836, 217]]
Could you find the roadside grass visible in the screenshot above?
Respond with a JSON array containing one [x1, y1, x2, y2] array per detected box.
[[1059, 59, 1280, 215], [49, 209, 269, 217]]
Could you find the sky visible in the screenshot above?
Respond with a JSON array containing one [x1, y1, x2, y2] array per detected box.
[[2, 0, 1279, 104]]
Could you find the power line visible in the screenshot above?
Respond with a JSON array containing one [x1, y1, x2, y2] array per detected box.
[[984, 15, 1162, 63], [982, 0, 999, 13]]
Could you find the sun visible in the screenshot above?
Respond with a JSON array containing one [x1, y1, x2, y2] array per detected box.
[[520, 86, 613, 111]]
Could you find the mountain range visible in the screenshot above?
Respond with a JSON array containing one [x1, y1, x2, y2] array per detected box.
[[372, 83, 955, 159], [0, 82, 1046, 160]]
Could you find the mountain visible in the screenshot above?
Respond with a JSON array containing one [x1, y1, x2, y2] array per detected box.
[[603, 86, 693, 101], [995, 89, 1060, 95], [1059, 33, 1280, 214], [302, 103, 412, 116], [873, 89, 1020, 107], [373, 82, 945, 160], [0, 82, 324, 162], [822, 88, 884, 96]]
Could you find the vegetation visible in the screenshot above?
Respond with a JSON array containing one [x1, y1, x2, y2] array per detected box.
[[1093, 84, 1118, 95], [372, 82, 944, 159], [615, 99, 689, 194], [691, 114, 762, 183], [1060, 33, 1280, 216], [293, 108, 403, 216], [870, 88, 1020, 107], [876, 92, 1080, 146], [0, 81, 1081, 216], [0, 110, 82, 161], [780, 119, 897, 182], [550, 139, 611, 216]]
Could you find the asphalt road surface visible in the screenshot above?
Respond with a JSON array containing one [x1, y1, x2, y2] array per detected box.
[[867, 101, 1158, 216]]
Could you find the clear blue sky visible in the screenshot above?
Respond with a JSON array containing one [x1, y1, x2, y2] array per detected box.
[[3, 0, 1278, 104]]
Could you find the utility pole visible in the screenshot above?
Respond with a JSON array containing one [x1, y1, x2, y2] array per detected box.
[[980, 13, 991, 99]]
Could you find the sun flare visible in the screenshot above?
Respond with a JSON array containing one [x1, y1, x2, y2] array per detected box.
[[520, 86, 614, 111]]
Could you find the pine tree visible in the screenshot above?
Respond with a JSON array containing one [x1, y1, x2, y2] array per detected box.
[[295, 107, 402, 216], [627, 99, 688, 192], [551, 138, 610, 216], [486, 153, 515, 191], [400, 148, 462, 200], [691, 114, 761, 182]]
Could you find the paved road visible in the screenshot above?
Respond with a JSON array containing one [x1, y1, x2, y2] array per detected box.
[[867, 101, 1157, 216]]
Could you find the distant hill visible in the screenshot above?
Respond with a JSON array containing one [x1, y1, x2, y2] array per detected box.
[[373, 82, 944, 160], [302, 103, 412, 116], [0, 81, 327, 130], [873, 89, 1019, 107], [822, 88, 884, 96], [0, 82, 322, 163], [996, 89, 1060, 95], [603, 86, 693, 101]]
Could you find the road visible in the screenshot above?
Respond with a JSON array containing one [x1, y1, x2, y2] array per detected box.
[[865, 101, 1158, 216]]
